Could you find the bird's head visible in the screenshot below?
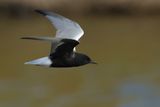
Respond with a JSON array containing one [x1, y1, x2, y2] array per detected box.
[[84, 55, 97, 65], [75, 53, 97, 66]]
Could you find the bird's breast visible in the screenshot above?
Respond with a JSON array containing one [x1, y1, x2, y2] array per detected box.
[[50, 54, 78, 67]]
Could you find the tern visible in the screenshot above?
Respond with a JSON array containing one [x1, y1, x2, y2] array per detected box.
[[22, 10, 96, 67]]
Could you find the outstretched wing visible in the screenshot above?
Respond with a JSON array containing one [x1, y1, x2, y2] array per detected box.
[[35, 10, 84, 41], [21, 36, 78, 56], [21, 36, 54, 41]]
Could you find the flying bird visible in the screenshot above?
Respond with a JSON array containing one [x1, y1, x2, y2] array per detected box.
[[22, 10, 97, 67]]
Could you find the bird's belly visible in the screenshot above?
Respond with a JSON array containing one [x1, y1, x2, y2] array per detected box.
[[50, 59, 81, 67]]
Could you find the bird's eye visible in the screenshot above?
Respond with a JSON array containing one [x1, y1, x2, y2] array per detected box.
[[87, 57, 90, 61]]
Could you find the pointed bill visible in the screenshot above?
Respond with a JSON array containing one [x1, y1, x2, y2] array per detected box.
[[90, 61, 97, 64]]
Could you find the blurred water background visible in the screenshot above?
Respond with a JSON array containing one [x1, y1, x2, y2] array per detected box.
[[0, 0, 160, 107]]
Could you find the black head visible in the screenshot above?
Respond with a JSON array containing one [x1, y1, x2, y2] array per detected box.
[[76, 53, 97, 65], [85, 55, 97, 64]]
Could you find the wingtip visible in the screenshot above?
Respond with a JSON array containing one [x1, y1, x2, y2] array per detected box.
[[20, 37, 32, 40], [20, 37, 37, 40], [21, 37, 27, 39], [35, 9, 47, 16]]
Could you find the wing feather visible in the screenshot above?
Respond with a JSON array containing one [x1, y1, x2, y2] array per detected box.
[[35, 10, 84, 41]]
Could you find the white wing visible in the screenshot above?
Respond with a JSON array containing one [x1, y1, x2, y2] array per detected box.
[[35, 10, 84, 41]]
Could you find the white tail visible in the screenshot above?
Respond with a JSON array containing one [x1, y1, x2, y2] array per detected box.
[[25, 57, 52, 67]]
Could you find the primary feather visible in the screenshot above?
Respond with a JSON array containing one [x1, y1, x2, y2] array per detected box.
[[35, 10, 84, 41]]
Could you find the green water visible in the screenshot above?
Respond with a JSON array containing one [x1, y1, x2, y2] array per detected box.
[[0, 16, 160, 107]]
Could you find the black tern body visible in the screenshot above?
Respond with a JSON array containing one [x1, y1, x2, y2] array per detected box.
[[22, 10, 96, 67]]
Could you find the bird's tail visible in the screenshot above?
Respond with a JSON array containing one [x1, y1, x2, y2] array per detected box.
[[24, 56, 52, 67], [21, 36, 54, 42]]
